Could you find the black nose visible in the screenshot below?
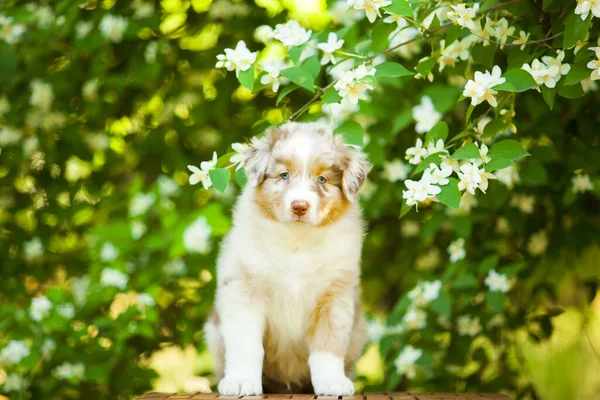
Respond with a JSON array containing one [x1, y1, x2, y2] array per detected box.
[[291, 201, 309, 216]]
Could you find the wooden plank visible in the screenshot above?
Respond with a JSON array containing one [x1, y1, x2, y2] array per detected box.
[[136, 393, 511, 400], [189, 395, 222, 400], [265, 396, 293, 400]]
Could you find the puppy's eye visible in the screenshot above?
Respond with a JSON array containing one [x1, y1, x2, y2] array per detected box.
[[280, 172, 290, 180], [317, 176, 327, 184]]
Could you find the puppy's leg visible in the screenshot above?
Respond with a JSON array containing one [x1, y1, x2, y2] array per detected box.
[[307, 278, 357, 396], [216, 279, 265, 396]]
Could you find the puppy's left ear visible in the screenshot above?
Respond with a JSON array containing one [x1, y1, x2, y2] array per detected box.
[[341, 147, 373, 202], [244, 127, 284, 187]]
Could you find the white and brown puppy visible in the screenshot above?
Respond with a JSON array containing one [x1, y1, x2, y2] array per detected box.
[[204, 122, 372, 396]]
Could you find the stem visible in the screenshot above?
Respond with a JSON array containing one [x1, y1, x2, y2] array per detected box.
[[334, 50, 367, 59], [288, 81, 336, 121], [469, 31, 564, 47]]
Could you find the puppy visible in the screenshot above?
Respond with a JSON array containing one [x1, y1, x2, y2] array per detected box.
[[204, 122, 372, 396]]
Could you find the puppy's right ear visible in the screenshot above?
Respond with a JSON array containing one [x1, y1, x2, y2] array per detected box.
[[244, 127, 284, 187]]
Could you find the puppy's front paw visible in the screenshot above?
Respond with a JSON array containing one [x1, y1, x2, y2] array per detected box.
[[218, 376, 262, 396], [312, 376, 355, 396]]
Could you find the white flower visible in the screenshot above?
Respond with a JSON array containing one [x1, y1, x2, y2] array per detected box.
[[145, 41, 159, 64], [41, 338, 56, 356], [57, 303, 75, 319], [188, 151, 218, 189], [367, 319, 386, 343], [448, 238, 466, 263], [183, 216, 212, 254], [329, 1, 364, 25], [587, 47, 600, 80], [0, 16, 26, 45], [317, 32, 344, 65], [75, 21, 94, 39], [394, 345, 422, 379], [388, 26, 421, 59], [30, 295, 52, 321], [447, 3, 479, 30], [82, 78, 100, 101], [71, 275, 90, 306], [100, 268, 129, 289], [527, 230, 548, 256], [403, 307, 427, 330], [0, 340, 30, 364], [383, 159, 410, 182], [3, 374, 27, 392], [30, 79, 54, 111], [34, 6, 55, 28], [408, 280, 442, 307], [485, 269, 510, 293], [157, 175, 180, 197], [438, 38, 471, 71], [272, 20, 312, 48], [334, 64, 376, 105], [99, 242, 119, 262], [405, 138, 428, 165], [412, 96, 441, 134], [259, 60, 289, 92], [522, 56, 567, 89], [137, 293, 155, 310], [512, 30, 530, 50], [349, 0, 393, 23], [427, 162, 452, 186], [496, 165, 520, 188], [456, 315, 482, 336], [131, 221, 147, 240], [131, 0, 155, 19], [253, 25, 274, 44], [475, 142, 491, 164], [510, 194, 535, 214], [457, 162, 482, 194], [572, 174, 593, 192], [463, 66, 505, 107], [575, 0, 600, 20], [427, 139, 449, 156], [99, 14, 128, 43], [229, 142, 249, 170], [542, 50, 571, 78], [322, 98, 359, 125], [581, 76, 599, 92], [129, 192, 156, 217], [402, 170, 441, 208], [54, 362, 85, 381], [216, 40, 258, 77], [493, 18, 515, 48], [163, 258, 187, 276], [0, 126, 21, 147]]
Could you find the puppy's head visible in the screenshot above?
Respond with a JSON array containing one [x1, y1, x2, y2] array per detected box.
[[244, 122, 372, 226]]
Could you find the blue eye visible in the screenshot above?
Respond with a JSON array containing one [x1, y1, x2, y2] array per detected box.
[[280, 172, 290, 180], [317, 176, 327, 184]]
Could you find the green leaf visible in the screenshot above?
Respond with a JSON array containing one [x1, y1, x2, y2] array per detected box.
[[444, 25, 463, 47], [501, 261, 525, 277], [430, 291, 452, 318], [465, 104, 475, 123], [485, 156, 514, 172], [281, 67, 315, 92], [480, 0, 499, 12], [384, 0, 413, 16], [450, 143, 480, 160], [564, 62, 593, 85], [541, 85, 556, 110], [453, 274, 478, 289], [519, 158, 549, 186], [276, 84, 299, 106], [436, 178, 461, 210], [564, 12, 591, 50], [399, 201, 412, 218], [424, 121, 448, 145], [486, 292, 505, 313], [301, 55, 321, 79], [289, 45, 305, 64], [479, 254, 499, 274], [335, 120, 363, 147], [502, 69, 538, 92], [392, 109, 413, 134], [488, 139, 530, 160], [209, 168, 231, 193], [236, 167, 247, 189], [412, 153, 443, 176], [374, 61, 413, 78], [493, 81, 517, 92], [558, 83, 585, 99], [416, 57, 435, 77], [321, 85, 342, 104], [371, 23, 396, 53], [238, 65, 255, 90], [482, 119, 508, 138]]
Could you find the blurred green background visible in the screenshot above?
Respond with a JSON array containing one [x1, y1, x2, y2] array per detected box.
[[0, 1, 599, 399]]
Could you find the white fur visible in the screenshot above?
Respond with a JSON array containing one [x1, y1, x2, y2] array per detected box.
[[207, 123, 368, 395]]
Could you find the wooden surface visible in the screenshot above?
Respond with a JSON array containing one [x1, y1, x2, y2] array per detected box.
[[136, 393, 513, 400]]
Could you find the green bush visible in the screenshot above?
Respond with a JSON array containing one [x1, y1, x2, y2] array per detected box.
[[0, 0, 599, 399]]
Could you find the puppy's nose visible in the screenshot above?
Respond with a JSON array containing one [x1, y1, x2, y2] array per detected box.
[[291, 200, 309, 216]]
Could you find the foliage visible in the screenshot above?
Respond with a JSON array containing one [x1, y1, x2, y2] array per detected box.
[[0, 0, 599, 399]]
